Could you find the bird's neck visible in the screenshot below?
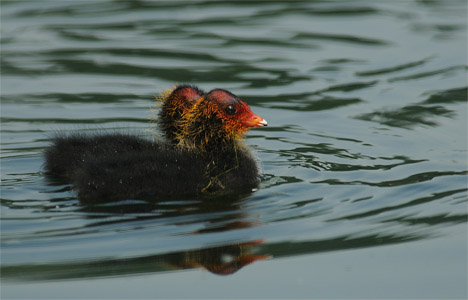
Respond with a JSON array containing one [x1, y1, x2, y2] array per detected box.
[[179, 125, 240, 153]]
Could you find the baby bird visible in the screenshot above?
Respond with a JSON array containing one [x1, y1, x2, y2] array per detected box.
[[44, 85, 267, 201]]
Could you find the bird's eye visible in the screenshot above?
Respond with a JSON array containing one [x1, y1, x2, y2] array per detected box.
[[225, 105, 237, 115]]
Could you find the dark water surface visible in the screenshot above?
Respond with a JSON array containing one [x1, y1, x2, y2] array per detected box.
[[1, 1, 467, 299]]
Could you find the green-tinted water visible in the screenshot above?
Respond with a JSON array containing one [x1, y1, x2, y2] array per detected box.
[[1, 1, 467, 299]]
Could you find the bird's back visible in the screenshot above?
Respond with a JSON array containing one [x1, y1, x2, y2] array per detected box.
[[44, 133, 260, 202]]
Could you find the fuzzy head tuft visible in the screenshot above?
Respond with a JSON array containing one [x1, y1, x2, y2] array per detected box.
[[156, 85, 205, 142]]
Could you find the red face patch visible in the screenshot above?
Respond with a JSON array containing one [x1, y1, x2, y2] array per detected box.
[[206, 89, 267, 129]]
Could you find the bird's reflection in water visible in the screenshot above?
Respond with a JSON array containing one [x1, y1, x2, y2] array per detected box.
[[3, 195, 270, 281], [1, 239, 270, 281], [70, 194, 271, 278], [164, 240, 269, 275]]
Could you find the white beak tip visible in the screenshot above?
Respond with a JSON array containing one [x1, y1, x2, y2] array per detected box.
[[258, 119, 268, 127]]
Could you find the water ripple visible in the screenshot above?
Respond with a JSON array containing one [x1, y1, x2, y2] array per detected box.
[[1, 0, 466, 290]]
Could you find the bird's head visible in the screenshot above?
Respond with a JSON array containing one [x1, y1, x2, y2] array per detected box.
[[179, 89, 267, 151], [158, 86, 267, 152], [206, 89, 267, 133], [157, 85, 204, 142]]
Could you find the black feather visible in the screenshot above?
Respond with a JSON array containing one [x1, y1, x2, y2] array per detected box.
[[44, 133, 260, 202]]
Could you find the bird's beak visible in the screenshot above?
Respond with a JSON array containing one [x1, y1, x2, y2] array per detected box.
[[242, 113, 268, 128]]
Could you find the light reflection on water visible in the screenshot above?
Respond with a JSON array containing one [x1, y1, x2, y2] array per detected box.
[[1, 0, 467, 298]]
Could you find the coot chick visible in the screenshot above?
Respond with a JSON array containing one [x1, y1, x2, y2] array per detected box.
[[44, 85, 267, 201]]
